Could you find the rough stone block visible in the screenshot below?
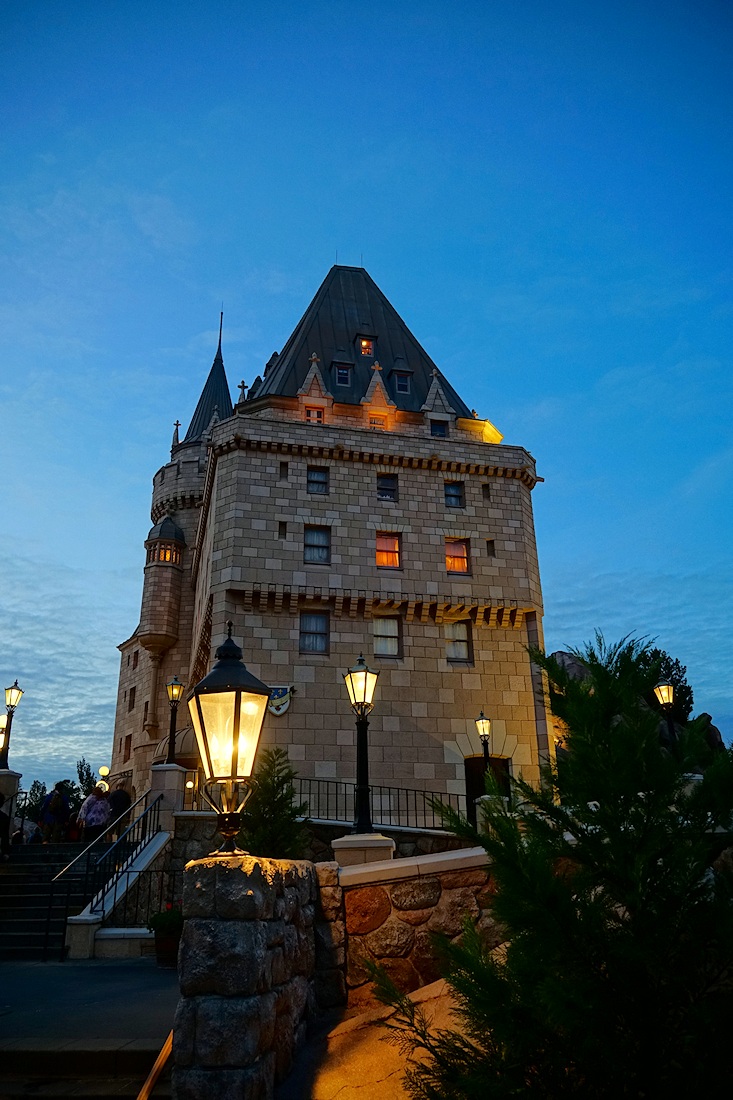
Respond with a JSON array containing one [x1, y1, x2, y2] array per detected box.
[[193, 996, 262, 1066], [344, 885, 391, 934], [172, 998, 195, 1066], [427, 887, 480, 938], [171, 1062, 273, 1100], [365, 916, 415, 959], [391, 877, 441, 911], [314, 861, 339, 887], [317, 886, 343, 922], [179, 919, 268, 997]]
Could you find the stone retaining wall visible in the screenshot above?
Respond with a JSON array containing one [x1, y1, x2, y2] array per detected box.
[[173, 854, 318, 1100], [315, 847, 501, 1014]]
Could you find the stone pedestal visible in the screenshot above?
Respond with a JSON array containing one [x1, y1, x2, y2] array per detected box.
[[0, 769, 22, 834], [150, 764, 187, 834], [331, 832, 396, 867]]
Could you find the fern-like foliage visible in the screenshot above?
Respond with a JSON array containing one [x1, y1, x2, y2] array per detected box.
[[372, 635, 733, 1097]]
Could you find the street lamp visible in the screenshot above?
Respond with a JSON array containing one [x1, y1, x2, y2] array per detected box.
[[343, 654, 380, 834], [475, 710, 491, 769], [0, 680, 23, 770], [166, 676, 185, 765], [187, 623, 270, 853], [654, 682, 677, 749]]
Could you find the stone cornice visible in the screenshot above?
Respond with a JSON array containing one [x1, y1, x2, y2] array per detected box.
[[228, 583, 539, 630]]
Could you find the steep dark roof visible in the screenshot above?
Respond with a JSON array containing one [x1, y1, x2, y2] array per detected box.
[[247, 266, 473, 417], [184, 318, 234, 442], [147, 516, 185, 544]]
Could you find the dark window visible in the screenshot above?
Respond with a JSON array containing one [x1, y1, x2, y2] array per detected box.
[[299, 612, 329, 654], [482, 483, 491, 501], [305, 406, 324, 424], [430, 420, 448, 438], [377, 473, 398, 501], [132, 650, 139, 670], [374, 617, 401, 657], [376, 532, 401, 568], [446, 538, 470, 573], [127, 654, 130, 667], [394, 373, 410, 394], [445, 620, 472, 662], [279, 461, 289, 480], [128, 686, 136, 712], [123, 735, 132, 763], [143, 700, 149, 724], [359, 337, 374, 357], [444, 481, 465, 508], [304, 526, 331, 564], [278, 521, 287, 539], [307, 467, 329, 494], [486, 539, 496, 557], [335, 365, 351, 386]]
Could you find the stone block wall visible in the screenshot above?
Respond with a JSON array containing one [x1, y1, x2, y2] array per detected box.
[[173, 855, 318, 1100], [314, 847, 501, 1015]]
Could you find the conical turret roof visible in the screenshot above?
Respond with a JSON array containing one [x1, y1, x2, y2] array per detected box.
[[184, 315, 234, 442], [247, 266, 473, 418]]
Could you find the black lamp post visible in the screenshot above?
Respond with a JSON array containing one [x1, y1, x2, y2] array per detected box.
[[0, 680, 23, 770], [187, 623, 270, 853], [654, 682, 677, 749], [166, 676, 185, 765], [343, 654, 380, 834], [476, 710, 491, 770]]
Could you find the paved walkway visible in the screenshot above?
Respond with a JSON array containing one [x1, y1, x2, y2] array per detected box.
[[0, 958, 179, 1097]]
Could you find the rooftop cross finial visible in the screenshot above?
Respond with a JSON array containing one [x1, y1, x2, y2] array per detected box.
[[432, 367, 439, 378], [372, 360, 382, 372], [171, 420, 181, 448], [309, 351, 320, 365], [238, 380, 247, 403]]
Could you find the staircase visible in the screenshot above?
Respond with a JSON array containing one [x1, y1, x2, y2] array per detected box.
[[0, 843, 110, 960]]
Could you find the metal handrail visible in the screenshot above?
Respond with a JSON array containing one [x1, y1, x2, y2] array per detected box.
[[183, 769, 466, 830], [51, 788, 154, 882], [44, 790, 163, 959]]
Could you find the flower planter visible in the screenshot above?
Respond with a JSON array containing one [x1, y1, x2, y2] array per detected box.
[[154, 930, 181, 969]]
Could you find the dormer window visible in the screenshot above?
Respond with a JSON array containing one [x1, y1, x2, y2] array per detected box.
[[394, 373, 410, 395], [335, 365, 351, 387], [359, 337, 374, 357], [430, 419, 448, 438], [369, 415, 386, 429], [305, 406, 324, 424]]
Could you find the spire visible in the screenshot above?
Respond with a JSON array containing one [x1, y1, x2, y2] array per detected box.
[[183, 316, 234, 443], [171, 420, 180, 450]]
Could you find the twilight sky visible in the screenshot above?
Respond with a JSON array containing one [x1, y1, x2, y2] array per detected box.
[[1, 0, 732, 790]]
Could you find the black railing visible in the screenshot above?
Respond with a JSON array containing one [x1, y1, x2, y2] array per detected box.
[[183, 769, 465, 830], [43, 791, 163, 959], [96, 867, 185, 929]]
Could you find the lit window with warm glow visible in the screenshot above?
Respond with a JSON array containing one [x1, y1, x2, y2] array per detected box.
[[376, 533, 401, 568], [305, 406, 324, 424], [370, 416, 386, 429], [359, 338, 374, 356], [445, 538, 470, 573]]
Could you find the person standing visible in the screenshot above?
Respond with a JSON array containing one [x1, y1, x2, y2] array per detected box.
[[77, 786, 111, 843], [108, 783, 132, 839], [39, 782, 71, 843]]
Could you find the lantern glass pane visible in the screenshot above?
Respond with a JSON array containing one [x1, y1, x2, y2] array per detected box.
[[197, 691, 238, 779], [5, 684, 22, 709], [654, 683, 674, 707], [236, 693, 269, 778]]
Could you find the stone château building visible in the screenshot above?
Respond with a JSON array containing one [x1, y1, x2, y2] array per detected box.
[[109, 266, 551, 808]]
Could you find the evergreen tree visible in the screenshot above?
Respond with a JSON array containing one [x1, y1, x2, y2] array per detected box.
[[76, 756, 96, 797], [237, 747, 308, 858], [373, 636, 733, 1098], [24, 779, 47, 823]]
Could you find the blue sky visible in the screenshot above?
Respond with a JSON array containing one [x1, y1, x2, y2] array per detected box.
[[1, 0, 731, 789]]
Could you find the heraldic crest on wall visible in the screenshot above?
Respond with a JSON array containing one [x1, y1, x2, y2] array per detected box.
[[268, 686, 294, 716]]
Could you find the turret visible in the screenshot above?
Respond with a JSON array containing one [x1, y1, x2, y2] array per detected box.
[[138, 516, 186, 653]]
